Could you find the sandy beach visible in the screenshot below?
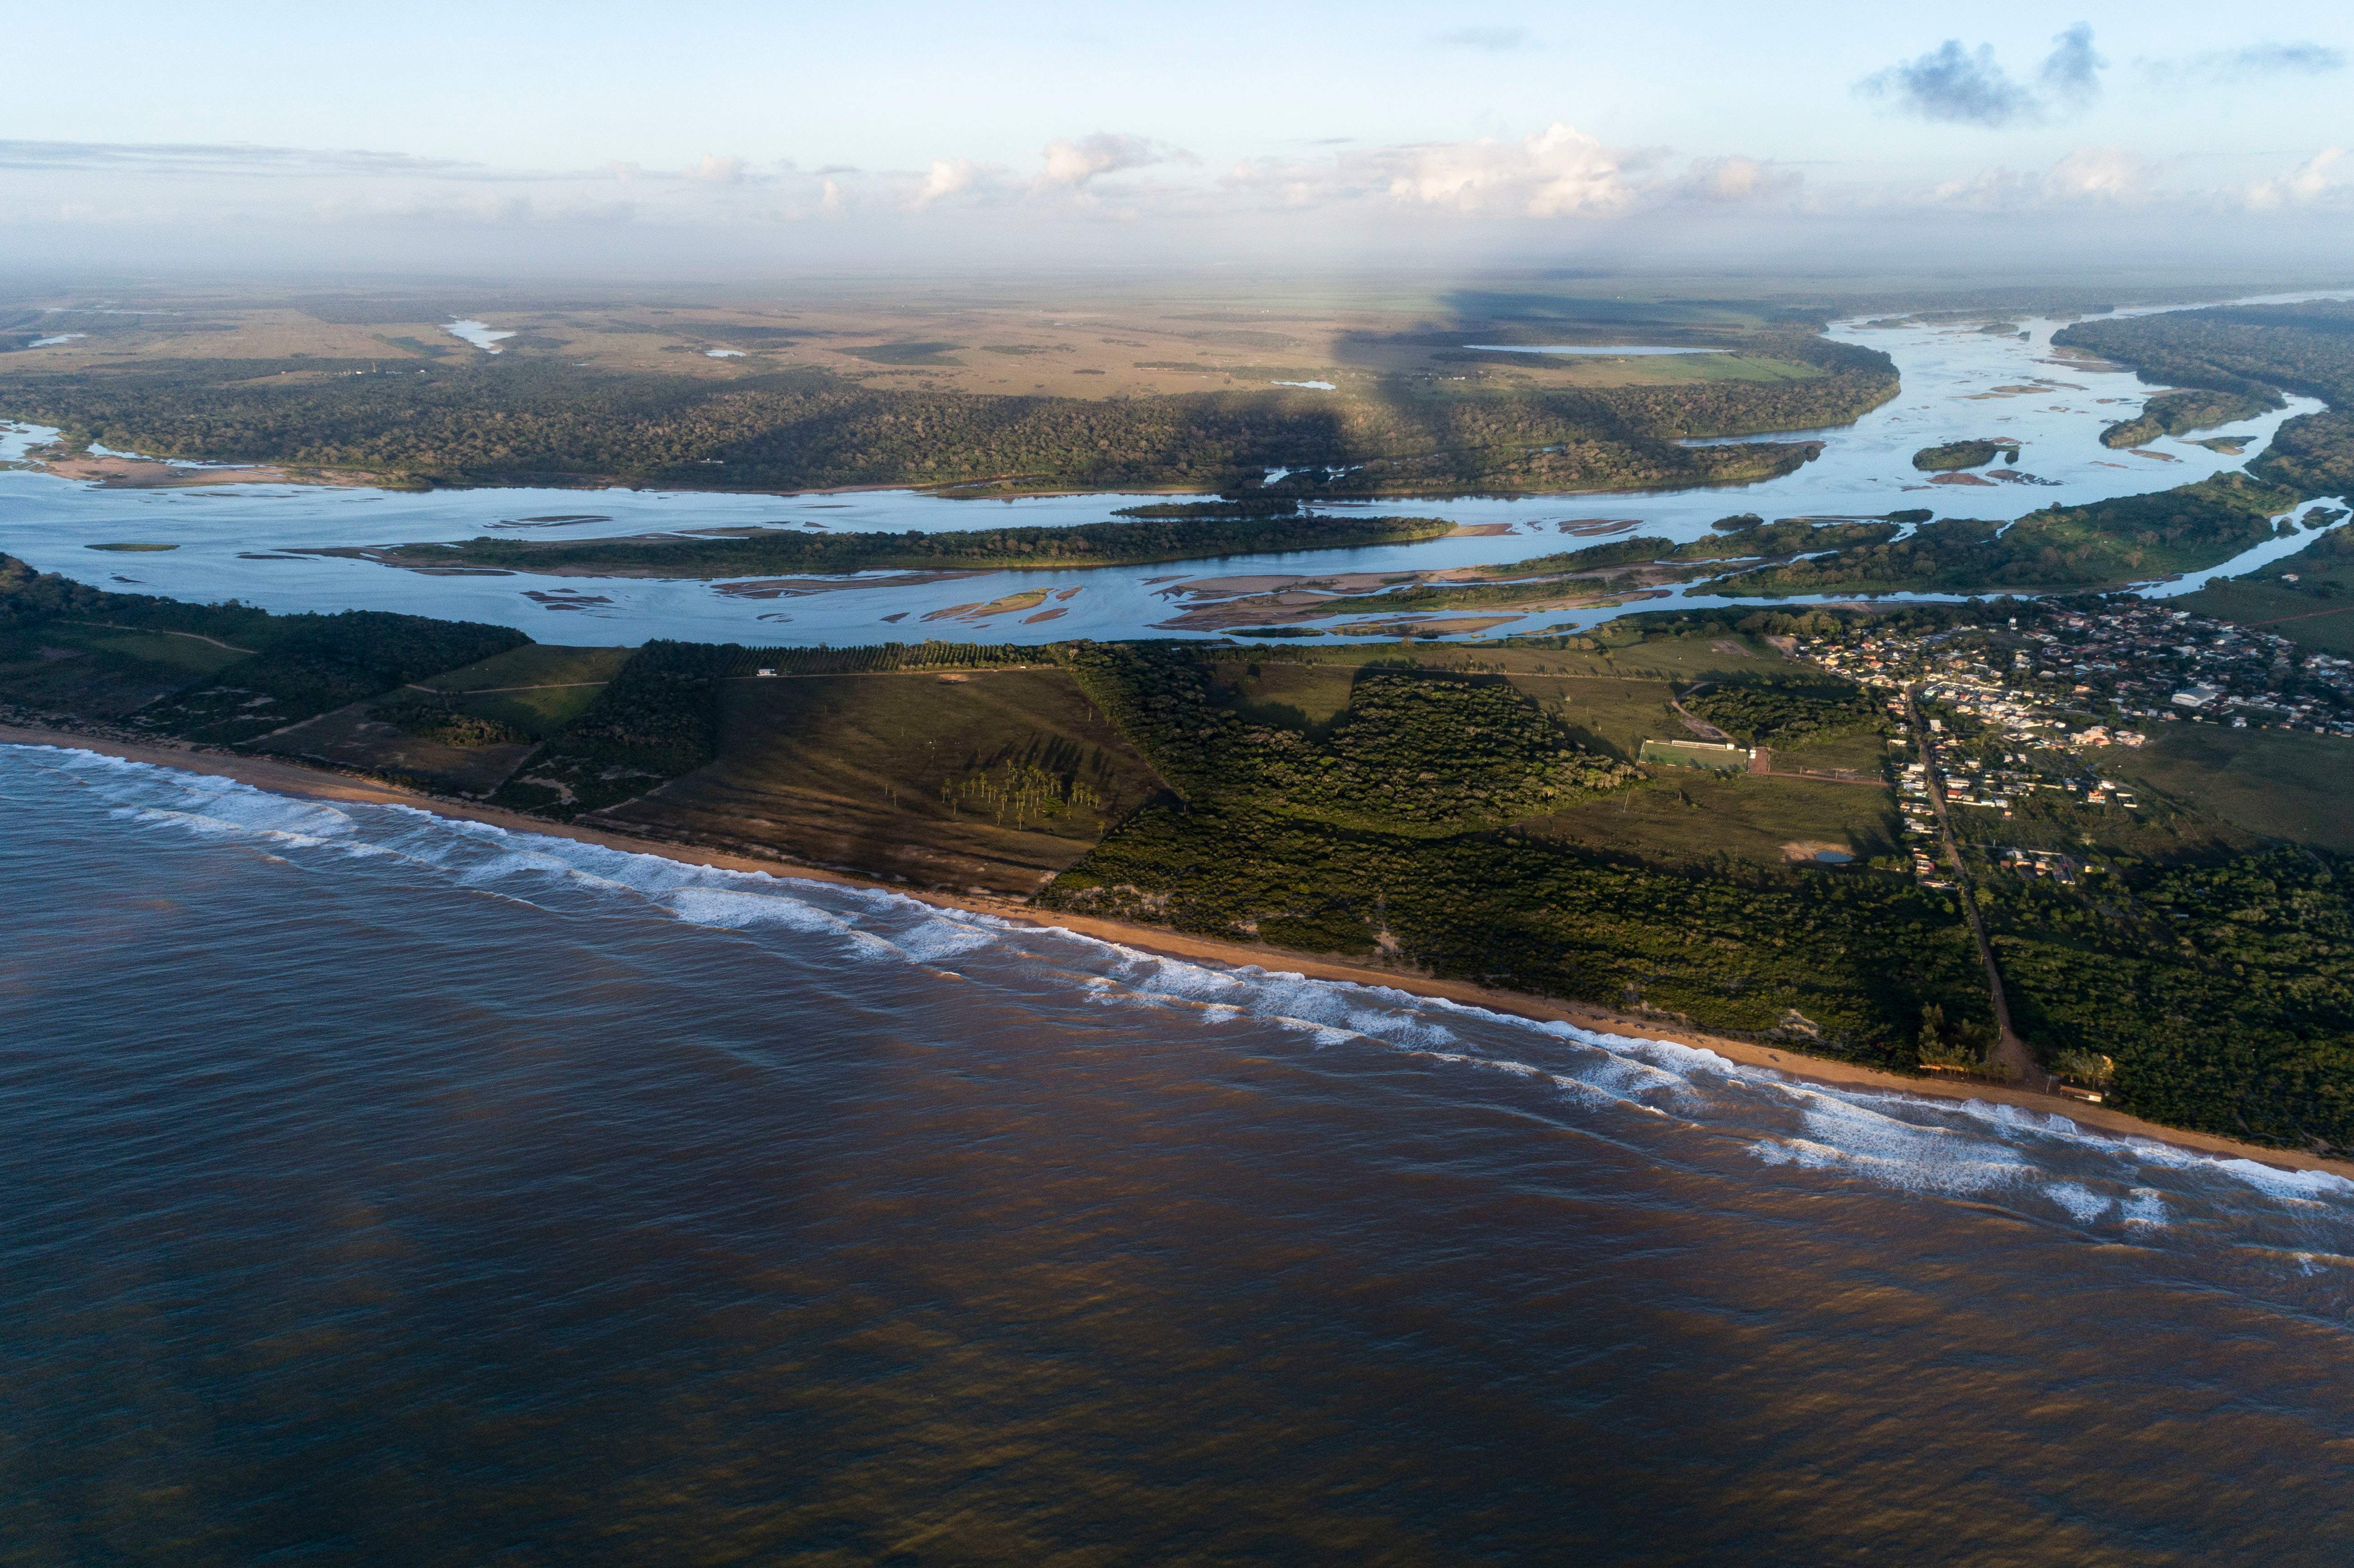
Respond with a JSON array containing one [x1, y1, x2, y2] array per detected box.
[[9, 719, 2347, 1181]]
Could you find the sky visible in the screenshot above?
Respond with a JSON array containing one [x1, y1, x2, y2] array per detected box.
[[5, 0, 2351, 278]]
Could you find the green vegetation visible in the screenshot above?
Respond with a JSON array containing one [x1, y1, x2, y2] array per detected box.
[[0, 553, 528, 742], [351, 512, 1462, 578], [1912, 439, 2017, 471], [0, 336, 1893, 497], [2178, 518, 2354, 656], [491, 639, 738, 816], [2055, 301, 2354, 496], [1987, 852, 2354, 1150], [597, 665, 1168, 895], [1709, 474, 2299, 596], [367, 695, 533, 747], [1030, 642, 1982, 1056], [2108, 726, 2354, 854], [1684, 679, 1880, 747], [2099, 388, 2279, 449]]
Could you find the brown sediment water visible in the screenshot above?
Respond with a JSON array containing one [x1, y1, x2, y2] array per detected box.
[[9, 729, 2354, 1564]]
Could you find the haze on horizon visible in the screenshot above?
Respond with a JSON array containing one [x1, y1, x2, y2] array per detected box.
[[4, 0, 2351, 281]]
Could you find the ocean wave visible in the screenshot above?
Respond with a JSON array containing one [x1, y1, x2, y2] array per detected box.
[[14, 740, 2354, 1232]]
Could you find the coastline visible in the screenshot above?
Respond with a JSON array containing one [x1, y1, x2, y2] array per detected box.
[[9, 719, 2349, 1182]]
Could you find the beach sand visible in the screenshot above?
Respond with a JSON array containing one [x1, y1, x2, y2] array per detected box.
[[8, 720, 2347, 1180]]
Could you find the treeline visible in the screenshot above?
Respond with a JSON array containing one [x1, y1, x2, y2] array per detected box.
[[493, 640, 737, 817], [1708, 474, 2297, 596], [0, 341, 1894, 496], [0, 553, 528, 741], [1685, 680, 1880, 747], [1990, 849, 2354, 1152], [2100, 388, 2279, 449], [1042, 643, 1984, 1054], [2055, 303, 2354, 496], [360, 512, 1460, 578]]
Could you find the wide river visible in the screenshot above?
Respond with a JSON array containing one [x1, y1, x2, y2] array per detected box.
[[1, 297, 2343, 645], [7, 742, 2354, 1562]]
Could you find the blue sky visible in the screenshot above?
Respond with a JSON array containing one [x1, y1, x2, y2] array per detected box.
[[6, 0, 2350, 274]]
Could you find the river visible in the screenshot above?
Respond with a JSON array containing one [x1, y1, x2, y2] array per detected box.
[[0, 300, 2339, 646]]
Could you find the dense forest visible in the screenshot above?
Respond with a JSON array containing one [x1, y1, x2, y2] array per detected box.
[[360, 511, 1459, 577], [2098, 388, 2280, 449], [1990, 850, 2354, 1150], [2056, 302, 2354, 494], [0, 336, 1896, 497], [1708, 474, 2299, 596], [0, 553, 527, 741], [1039, 642, 1986, 1054]]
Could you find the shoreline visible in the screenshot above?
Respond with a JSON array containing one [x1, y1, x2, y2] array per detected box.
[[8, 719, 2350, 1181]]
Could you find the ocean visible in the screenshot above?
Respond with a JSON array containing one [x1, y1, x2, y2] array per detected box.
[[6, 741, 2352, 1563]]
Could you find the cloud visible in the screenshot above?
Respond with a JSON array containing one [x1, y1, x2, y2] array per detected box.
[[1433, 26, 1534, 51], [2151, 42, 2345, 84], [1924, 145, 2159, 210], [685, 154, 746, 185], [912, 157, 990, 207], [2247, 147, 2350, 210], [1678, 155, 1802, 204], [1037, 132, 1167, 188], [1381, 122, 1643, 216], [2043, 145, 2154, 202], [2037, 23, 2104, 111], [1858, 24, 2104, 127]]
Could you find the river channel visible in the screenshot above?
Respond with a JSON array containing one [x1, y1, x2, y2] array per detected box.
[[1, 298, 2342, 646]]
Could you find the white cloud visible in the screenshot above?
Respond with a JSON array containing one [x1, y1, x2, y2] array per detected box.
[[1380, 122, 1642, 217], [2044, 145, 2156, 202], [912, 157, 990, 207], [1924, 146, 2160, 211], [1679, 155, 1801, 204], [1037, 131, 1166, 188], [2246, 147, 2350, 210], [685, 154, 745, 185]]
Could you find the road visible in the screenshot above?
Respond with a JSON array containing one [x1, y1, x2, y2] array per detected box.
[[1905, 689, 2048, 1089]]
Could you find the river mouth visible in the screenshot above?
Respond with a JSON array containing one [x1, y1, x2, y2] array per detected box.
[[1, 296, 2342, 647]]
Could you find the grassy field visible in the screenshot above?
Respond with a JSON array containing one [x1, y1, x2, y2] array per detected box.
[[601, 667, 1168, 895], [2179, 522, 2354, 656], [247, 701, 538, 796], [2108, 726, 2354, 852], [0, 621, 255, 719], [419, 644, 634, 737], [1534, 771, 1900, 867], [0, 284, 1844, 404]]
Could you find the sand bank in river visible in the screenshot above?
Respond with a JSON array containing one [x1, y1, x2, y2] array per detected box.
[[6, 721, 2347, 1181]]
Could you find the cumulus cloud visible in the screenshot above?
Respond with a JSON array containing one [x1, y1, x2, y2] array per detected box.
[[1925, 146, 2162, 210], [1037, 132, 1166, 188], [685, 153, 746, 184], [1859, 23, 2105, 127], [1433, 26, 1534, 51], [2043, 145, 2156, 202], [912, 157, 990, 207], [1382, 122, 1642, 217], [2247, 147, 2350, 209]]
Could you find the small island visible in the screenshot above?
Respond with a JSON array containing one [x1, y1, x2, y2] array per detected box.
[[1912, 439, 2019, 472]]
